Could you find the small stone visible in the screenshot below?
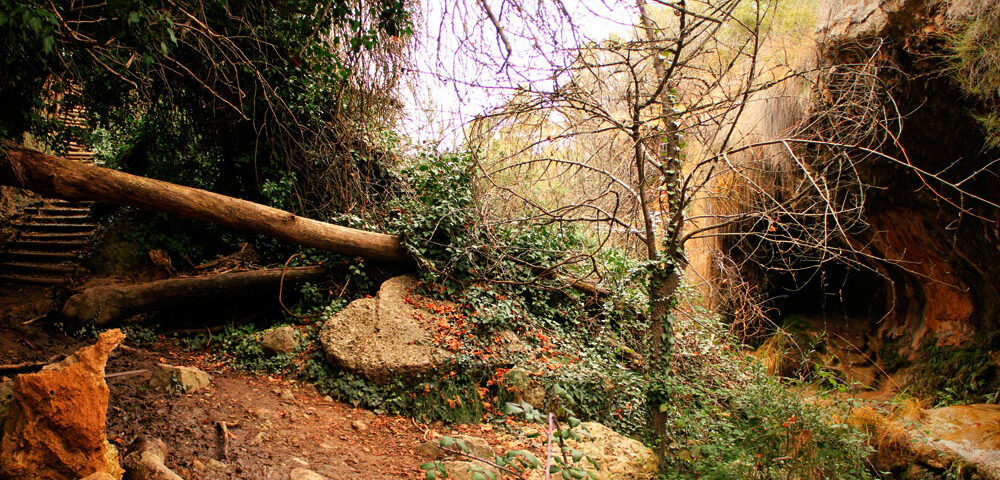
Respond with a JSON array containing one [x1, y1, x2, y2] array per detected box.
[[149, 364, 211, 393], [279, 389, 295, 401], [251, 407, 273, 420], [207, 459, 227, 471], [261, 326, 300, 355], [290, 457, 309, 468], [351, 420, 368, 431], [322, 395, 333, 402], [191, 459, 206, 471], [289, 467, 327, 480]]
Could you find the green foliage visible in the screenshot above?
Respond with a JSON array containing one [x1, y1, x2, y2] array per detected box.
[[657, 311, 873, 480], [212, 324, 294, 374], [122, 324, 158, 346], [1, 0, 411, 231], [909, 339, 997, 406], [946, 9, 1000, 147]]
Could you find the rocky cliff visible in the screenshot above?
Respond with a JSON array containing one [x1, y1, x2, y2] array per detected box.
[[725, 0, 1000, 392]]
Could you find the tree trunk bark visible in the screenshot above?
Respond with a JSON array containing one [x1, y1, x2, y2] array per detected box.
[[61, 266, 329, 326], [0, 143, 409, 263]]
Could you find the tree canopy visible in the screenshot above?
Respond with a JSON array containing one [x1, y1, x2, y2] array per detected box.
[[0, 0, 411, 215]]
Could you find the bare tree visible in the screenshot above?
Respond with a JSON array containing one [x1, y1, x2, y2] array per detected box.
[[420, 0, 1000, 469]]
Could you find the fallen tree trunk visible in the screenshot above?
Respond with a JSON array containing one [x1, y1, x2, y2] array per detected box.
[[61, 266, 329, 326], [1, 143, 608, 298], [0, 143, 408, 263]]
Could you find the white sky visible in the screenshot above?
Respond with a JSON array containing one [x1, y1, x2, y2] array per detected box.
[[400, 0, 641, 147]]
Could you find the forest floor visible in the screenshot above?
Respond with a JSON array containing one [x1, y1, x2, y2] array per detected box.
[[0, 283, 510, 480]]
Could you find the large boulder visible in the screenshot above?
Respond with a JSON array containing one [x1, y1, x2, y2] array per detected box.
[[510, 422, 657, 480], [915, 404, 1000, 478], [0, 329, 126, 480], [568, 422, 659, 480], [319, 276, 454, 383]]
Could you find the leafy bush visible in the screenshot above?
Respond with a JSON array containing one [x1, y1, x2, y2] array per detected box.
[[908, 339, 997, 406], [658, 308, 874, 480], [947, 7, 1000, 147]]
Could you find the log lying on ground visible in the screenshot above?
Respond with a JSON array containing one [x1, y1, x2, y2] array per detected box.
[[61, 266, 329, 326], [1, 143, 607, 298], [0, 143, 408, 263]]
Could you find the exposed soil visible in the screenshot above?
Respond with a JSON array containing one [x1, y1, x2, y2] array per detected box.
[[105, 344, 428, 479], [0, 282, 511, 480]]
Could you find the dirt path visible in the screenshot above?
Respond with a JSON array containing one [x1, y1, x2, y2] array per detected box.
[[0, 284, 510, 480], [105, 344, 429, 479]]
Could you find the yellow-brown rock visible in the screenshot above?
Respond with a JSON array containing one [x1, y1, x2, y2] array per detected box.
[[0, 329, 126, 480]]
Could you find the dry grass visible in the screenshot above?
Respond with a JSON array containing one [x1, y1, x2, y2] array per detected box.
[[847, 397, 929, 471]]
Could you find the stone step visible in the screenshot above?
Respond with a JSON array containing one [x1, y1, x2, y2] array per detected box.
[[20, 215, 92, 224], [19, 232, 92, 241], [24, 207, 91, 216], [0, 273, 67, 285], [3, 250, 77, 262], [17, 222, 96, 233], [0, 261, 76, 273], [10, 239, 89, 251], [45, 199, 93, 206]]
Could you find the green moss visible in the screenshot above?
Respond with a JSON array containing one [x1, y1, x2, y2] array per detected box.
[[879, 337, 909, 372], [909, 339, 997, 406]]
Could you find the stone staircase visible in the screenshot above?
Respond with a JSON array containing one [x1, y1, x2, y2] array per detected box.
[[0, 200, 97, 285], [0, 97, 97, 286]]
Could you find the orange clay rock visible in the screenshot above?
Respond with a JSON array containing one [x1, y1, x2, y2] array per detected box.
[[0, 329, 126, 480]]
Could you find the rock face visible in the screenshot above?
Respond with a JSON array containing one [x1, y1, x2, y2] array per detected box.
[[0, 329, 126, 480], [319, 275, 454, 383], [261, 326, 300, 355], [813, 0, 1000, 354], [149, 364, 211, 393], [719, 0, 1000, 376], [916, 404, 1000, 479]]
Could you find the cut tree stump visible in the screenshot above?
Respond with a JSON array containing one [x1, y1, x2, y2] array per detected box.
[[60, 266, 329, 326]]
